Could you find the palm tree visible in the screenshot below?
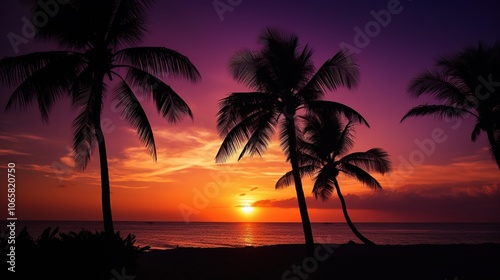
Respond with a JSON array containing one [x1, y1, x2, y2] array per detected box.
[[0, 0, 200, 235], [215, 27, 368, 255], [276, 111, 391, 245], [401, 42, 500, 169]]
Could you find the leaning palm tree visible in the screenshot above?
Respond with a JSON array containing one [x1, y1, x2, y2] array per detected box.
[[401, 42, 500, 169], [0, 0, 200, 235], [215, 27, 368, 255], [277, 111, 391, 245]]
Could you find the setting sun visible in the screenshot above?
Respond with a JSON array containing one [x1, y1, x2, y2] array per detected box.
[[241, 205, 254, 214], [1, 0, 500, 279]]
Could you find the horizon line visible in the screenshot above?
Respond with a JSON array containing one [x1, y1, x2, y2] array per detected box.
[[9, 220, 500, 224]]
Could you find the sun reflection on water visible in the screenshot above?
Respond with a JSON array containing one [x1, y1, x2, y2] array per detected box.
[[241, 223, 254, 246]]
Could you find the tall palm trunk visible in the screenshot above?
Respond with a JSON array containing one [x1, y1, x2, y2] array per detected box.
[[92, 70, 114, 235], [286, 113, 315, 256], [96, 123, 114, 235], [486, 128, 500, 170], [333, 179, 374, 245]]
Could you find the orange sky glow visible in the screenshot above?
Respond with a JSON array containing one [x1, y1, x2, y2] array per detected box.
[[1, 0, 499, 224]]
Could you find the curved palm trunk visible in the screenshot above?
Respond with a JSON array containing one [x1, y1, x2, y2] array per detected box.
[[96, 123, 114, 235], [333, 179, 375, 245], [92, 71, 114, 235], [486, 129, 500, 170], [286, 115, 315, 256]]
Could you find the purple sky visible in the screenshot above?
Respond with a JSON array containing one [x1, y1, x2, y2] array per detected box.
[[0, 0, 499, 222]]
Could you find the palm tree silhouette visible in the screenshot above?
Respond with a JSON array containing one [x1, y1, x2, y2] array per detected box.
[[215, 27, 367, 255], [276, 111, 391, 245], [401, 42, 500, 169], [0, 0, 200, 235]]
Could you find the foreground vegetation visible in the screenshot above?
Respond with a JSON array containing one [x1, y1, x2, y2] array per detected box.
[[1, 227, 149, 280]]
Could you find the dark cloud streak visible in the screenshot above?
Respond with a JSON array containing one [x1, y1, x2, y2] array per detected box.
[[253, 182, 500, 222]]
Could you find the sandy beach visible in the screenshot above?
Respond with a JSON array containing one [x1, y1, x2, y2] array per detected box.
[[135, 243, 500, 280]]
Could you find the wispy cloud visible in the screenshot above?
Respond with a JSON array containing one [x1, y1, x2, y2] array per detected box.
[[0, 149, 30, 156], [238, 186, 259, 197], [0, 135, 16, 141], [17, 133, 47, 141], [0, 133, 47, 142], [106, 127, 291, 184]]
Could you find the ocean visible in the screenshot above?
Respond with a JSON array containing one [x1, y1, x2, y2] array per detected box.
[[8, 221, 500, 250]]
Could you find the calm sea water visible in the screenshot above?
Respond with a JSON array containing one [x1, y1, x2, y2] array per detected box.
[[9, 221, 500, 250]]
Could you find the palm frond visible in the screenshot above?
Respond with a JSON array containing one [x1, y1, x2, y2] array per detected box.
[[216, 92, 276, 136], [487, 128, 500, 168], [22, 0, 153, 49], [71, 67, 94, 109], [471, 123, 482, 142], [20, 0, 92, 48], [299, 48, 359, 99], [73, 71, 108, 170], [152, 83, 192, 124], [408, 70, 470, 105], [71, 63, 102, 170], [261, 27, 316, 93], [260, 27, 299, 53], [437, 43, 500, 96], [400, 104, 473, 122], [4, 53, 85, 122], [0, 51, 72, 88], [404, 42, 500, 169], [334, 121, 356, 158], [312, 164, 337, 201], [301, 112, 333, 145], [124, 66, 193, 123], [339, 163, 383, 190], [106, 0, 154, 47], [72, 109, 96, 170], [340, 148, 392, 174], [229, 50, 272, 92], [305, 100, 369, 127], [295, 44, 316, 90], [278, 113, 305, 162], [300, 111, 351, 159], [296, 139, 323, 165], [114, 47, 201, 82], [215, 110, 276, 163], [276, 165, 317, 189], [238, 111, 277, 160], [113, 80, 157, 161], [230, 27, 317, 94]]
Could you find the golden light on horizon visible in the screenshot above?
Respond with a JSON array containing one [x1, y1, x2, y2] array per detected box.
[[241, 205, 254, 214]]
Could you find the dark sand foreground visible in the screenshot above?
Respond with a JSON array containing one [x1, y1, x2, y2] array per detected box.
[[135, 243, 500, 280]]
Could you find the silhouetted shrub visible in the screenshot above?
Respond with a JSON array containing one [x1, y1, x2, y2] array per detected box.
[[1, 226, 149, 280]]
